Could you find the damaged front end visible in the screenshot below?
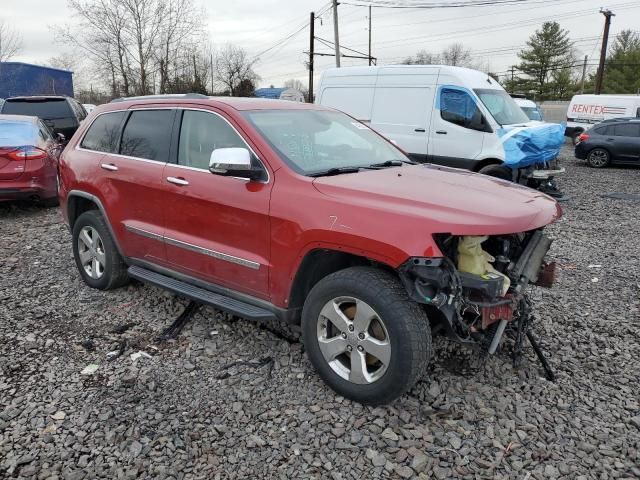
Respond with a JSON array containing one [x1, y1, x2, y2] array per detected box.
[[399, 230, 556, 379]]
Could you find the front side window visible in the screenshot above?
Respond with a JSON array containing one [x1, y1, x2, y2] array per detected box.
[[80, 111, 126, 153], [613, 123, 640, 137], [120, 110, 174, 162], [439, 88, 485, 131], [178, 110, 248, 170], [474, 88, 530, 126], [243, 109, 408, 175]]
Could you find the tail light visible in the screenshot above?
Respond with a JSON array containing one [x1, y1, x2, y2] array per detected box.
[[577, 133, 589, 143], [6, 146, 48, 161]]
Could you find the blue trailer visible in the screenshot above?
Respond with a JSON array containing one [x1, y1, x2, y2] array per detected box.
[[0, 62, 74, 99]]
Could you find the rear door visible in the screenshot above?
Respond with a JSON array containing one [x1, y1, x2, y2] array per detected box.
[[91, 108, 176, 264], [162, 108, 272, 299], [611, 123, 640, 162]]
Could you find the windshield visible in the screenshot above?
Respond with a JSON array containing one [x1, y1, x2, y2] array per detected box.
[[2, 99, 73, 119], [243, 109, 408, 175], [521, 106, 543, 121], [474, 89, 530, 125], [0, 121, 38, 146]]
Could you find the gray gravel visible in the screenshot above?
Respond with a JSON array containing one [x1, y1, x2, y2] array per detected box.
[[1, 145, 639, 479]]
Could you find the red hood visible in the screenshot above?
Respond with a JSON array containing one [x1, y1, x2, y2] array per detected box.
[[312, 164, 561, 236]]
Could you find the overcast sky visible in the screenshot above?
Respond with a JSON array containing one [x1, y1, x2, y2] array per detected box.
[[2, 0, 639, 90]]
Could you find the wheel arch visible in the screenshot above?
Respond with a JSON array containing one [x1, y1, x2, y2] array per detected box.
[[67, 190, 125, 256], [287, 248, 396, 322], [472, 158, 503, 172]]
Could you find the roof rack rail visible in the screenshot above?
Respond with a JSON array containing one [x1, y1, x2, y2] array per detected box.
[[110, 93, 209, 103]]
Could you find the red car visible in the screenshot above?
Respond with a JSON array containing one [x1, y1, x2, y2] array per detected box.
[[59, 95, 561, 404], [0, 114, 62, 206]]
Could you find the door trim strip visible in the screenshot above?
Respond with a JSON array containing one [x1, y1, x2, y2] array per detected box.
[[124, 224, 260, 270]]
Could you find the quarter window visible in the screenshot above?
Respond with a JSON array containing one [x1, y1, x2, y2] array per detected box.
[[178, 110, 249, 170], [440, 88, 484, 131], [80, 111, 126, 153], [120, 110, 174, 162]]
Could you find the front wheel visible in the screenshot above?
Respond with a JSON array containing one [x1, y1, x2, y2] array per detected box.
[[301, 267, 432, 405], [478, 164, 512, 181]]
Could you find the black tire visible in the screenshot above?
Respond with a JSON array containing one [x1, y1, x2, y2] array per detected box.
[[586, 148, 610, 168], [478, 164, 512, 181], [72, 210, 129, 290], [301, 266, 432, 405]]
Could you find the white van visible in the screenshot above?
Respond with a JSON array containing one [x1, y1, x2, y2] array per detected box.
[[512, 96, 544, 122], [317, 65, 562, 179], [566, 94, 640, 143]]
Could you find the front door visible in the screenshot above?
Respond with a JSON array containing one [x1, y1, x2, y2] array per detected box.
[[162, 109, 272, 299], [429, 86, 486, 168]]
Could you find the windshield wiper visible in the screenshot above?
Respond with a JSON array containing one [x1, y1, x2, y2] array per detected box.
[[368, 159, 414, 168], [308, 167, 362, 177]]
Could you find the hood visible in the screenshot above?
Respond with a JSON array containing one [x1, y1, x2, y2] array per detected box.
[[312, 164, 561, 236]]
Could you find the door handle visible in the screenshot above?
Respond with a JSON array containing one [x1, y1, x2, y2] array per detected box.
[[100, 163, 118, 171], [436, 130, 448, 135], [166, 176, 189, 186], [414, 128, 426, 132]]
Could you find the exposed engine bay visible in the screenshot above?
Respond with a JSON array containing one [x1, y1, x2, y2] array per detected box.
[[399, 229, 556, 379]]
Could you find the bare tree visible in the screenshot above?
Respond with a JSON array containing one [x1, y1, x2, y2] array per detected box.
[[0, 19, 23, 62], [402, 50, 440, 65], [283, 78, 308, 99], [440, 43, 473, 67], [214, 44, 259, 96]]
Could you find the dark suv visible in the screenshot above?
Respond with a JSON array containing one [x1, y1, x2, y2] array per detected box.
[[575, 119, 640, 168], [1, 95, 87, 141], [59, 95, 560, 404]]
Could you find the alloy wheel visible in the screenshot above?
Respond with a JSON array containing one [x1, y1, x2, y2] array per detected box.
[[588, 149, 609, 167], [316, 296, 391, 384], [77, 226, 106, 279]]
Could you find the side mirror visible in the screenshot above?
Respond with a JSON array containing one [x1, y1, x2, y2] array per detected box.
[[56, 133, 66, 144], [209, 148, 262, 180]]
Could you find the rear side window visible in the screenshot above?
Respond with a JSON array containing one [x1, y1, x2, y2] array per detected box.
[[613, 123, 640, 137], [81, 111, 126, 153], [594, 125, 612, 135], [2, 99, 73, 119], [440, 88, 483, 130], [178, 110, 247, 170], [120, 110, 174, 162]]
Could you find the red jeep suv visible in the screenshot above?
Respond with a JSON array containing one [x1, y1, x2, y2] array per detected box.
[[59, 94, 561, 404]]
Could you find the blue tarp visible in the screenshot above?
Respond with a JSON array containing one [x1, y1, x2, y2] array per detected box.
[[497, 123, 566, 168]]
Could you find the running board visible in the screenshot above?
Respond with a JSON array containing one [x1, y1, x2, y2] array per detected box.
[[128, 265, 276, 321]]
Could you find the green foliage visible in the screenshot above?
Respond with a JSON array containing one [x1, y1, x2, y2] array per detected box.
[[514, 21, 577, 100], [603, 30, 640, 94]]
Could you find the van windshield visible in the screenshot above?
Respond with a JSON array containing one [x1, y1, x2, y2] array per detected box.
[[243, 109, 409, 176], [474, 89, 530, 125], [521, 107, 543, 121]]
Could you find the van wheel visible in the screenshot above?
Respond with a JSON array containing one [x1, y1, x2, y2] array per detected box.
[[72, 210, 129, 290], [478, 164, 512, 181], [301, 267, 431, 405], [587, 148, 610, 168]]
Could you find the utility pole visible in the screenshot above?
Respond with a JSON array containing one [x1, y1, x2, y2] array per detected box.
[[210, 53, 214, 95], [332, 0, 341, 67], [595, 8, 614, 95], [308, 12, 315, 103], [580, 55, 588, 94], [368, 5, 372, 66]]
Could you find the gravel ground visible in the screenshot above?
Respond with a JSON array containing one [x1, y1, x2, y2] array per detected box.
[[1, 145, 639, 480]]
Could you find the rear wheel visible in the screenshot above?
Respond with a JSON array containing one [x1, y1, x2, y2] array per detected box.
[[478, 164, 512, 181], [72, 210, 129, 290], [587, 148, 610, 168], [302, 267, 431, 405]]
